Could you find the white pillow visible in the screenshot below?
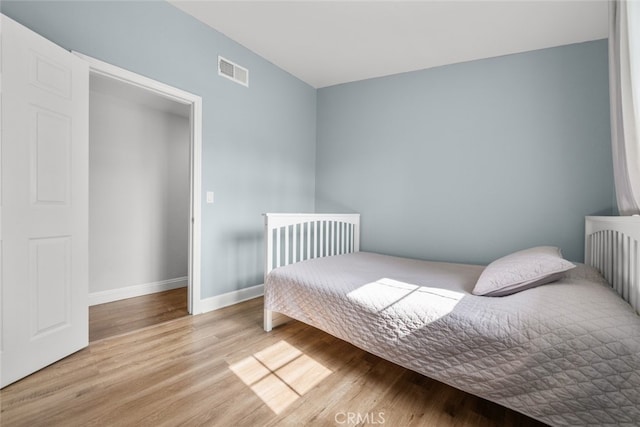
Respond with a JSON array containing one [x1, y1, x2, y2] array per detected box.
[[472, 246, 575, 297]]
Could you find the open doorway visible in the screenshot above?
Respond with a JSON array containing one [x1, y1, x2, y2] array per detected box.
[[78, 54, 202, 340]]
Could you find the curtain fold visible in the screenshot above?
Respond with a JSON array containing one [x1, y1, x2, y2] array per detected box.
[[609, 0, 640, 215]]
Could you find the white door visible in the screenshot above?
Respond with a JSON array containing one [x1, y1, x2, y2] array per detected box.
[[1, 14, 89, 388]]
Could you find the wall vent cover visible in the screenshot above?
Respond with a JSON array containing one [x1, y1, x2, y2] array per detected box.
[[218, 56, 249, 87]]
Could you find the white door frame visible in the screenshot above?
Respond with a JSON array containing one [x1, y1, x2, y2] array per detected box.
[[74, 53, 203, 315]]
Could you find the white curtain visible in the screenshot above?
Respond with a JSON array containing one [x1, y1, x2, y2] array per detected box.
[[609, 0, 640, 215]]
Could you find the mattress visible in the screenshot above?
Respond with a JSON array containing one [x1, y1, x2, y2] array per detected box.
[[265, 251, 640, 426]]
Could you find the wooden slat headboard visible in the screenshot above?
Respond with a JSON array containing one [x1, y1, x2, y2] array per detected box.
[[263, 213, 360, 280], [263, 213, 361, 332], [585, 216, 640, 314]]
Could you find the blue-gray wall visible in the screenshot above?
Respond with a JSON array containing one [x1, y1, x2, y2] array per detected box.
[[316, 40, 614, 264], [2, 0, 616, 283], [1, 1, 317, 298]]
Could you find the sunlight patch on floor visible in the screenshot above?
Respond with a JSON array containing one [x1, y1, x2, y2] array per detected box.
[[229, 340, 332, 414]]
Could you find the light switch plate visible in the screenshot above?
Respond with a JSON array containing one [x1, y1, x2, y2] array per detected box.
[[206, 191, 214, 204]]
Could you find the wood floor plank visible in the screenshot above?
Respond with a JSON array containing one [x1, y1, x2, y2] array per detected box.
[[1, 294, 547, 427], [89, 287, 189, 342]]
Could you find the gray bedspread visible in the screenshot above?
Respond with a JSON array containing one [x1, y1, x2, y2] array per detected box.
[[264, 252, 640, 426]]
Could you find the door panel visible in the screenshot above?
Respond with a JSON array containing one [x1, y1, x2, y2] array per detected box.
[[30, 51, 73, 99], [31, 106, 72, 204], [1, 14, 89, 388], [30, 236, 72, 337]]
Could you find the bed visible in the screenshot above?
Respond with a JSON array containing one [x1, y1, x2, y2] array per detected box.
[[263, 213, 640, 426]]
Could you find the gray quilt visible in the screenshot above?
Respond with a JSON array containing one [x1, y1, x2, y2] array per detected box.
[[264, 252, 640, 426]]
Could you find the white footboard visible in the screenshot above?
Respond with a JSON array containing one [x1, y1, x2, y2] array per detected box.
[[263, 213, 361, 331], [585, 216, 640, 314]]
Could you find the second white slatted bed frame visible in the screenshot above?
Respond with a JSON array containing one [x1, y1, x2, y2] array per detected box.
[[263, 213, 360, 331], [585, 215, 640, 315]]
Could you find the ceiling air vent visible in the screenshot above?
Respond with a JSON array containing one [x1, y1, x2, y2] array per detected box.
[[218, 56, 249, 87]]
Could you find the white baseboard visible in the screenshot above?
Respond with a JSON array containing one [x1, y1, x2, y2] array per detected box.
[[89, 277, 188, 306], [199, 283, 264, 314]]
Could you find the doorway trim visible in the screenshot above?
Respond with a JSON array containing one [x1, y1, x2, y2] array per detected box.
[[75, 52, 203, 315]]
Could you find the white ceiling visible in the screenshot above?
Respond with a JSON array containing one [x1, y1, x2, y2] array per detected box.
[[169, 1, 609, 89]]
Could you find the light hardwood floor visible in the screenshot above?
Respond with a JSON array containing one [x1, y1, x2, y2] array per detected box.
[[89, 287, 189, 342], [1, 294, 547, 427]]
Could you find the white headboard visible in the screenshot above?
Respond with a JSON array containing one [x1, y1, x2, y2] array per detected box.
[[585, 216, 640, 314], [263, 213, 360, 280], [262, 213, 361, 331]]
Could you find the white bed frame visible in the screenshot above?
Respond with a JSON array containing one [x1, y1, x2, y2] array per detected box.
[[262, 214, 640, 331], [585, 215, 640, 314], [263, 213, 360, 331]]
